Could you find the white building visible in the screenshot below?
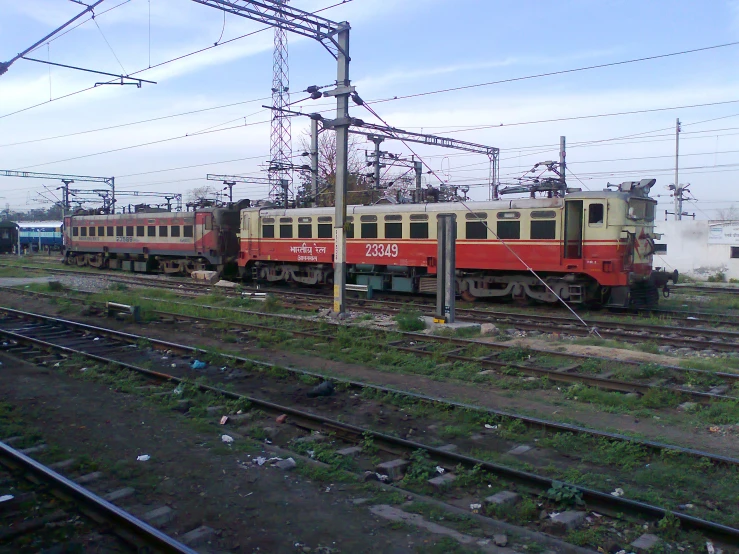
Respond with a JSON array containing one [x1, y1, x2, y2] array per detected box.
[[654, 220, 739, 281]]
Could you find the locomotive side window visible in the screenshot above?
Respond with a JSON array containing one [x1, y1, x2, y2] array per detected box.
[[317, 224, 332, 238], [531, 210, 556, 219], [346, 223, 354, 238], [148, 226, 156, 237], [80, 227, 87, 237], [497, 211, 520, 220], [89, 227, 96, 237], [280, 224, 293, 238], [107, 226, 114, 236], [531, 220, 556, 240], [655, 243, 667, 253], [385, 222, 402, 239], [137, 226, 145, 237], [126, 226, 134, 237], [410, 222, 429, 239], [298, 224, 312, 238], [262, 224, 275, 238], [731, 247, 739, 259], [466, 221, 487, 239], [159, 225, 168, 237], [73, 227, 78, 236], [361, 223, 378, 239], [497, 221, 520, 239], [588, 203, 604, 225], [183, 225, 193, 238], [171, 226, 181, 238], [98, 226, 105, 237]]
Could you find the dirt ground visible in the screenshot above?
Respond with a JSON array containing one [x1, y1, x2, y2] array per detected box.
[[0, 351, 478, 554], [1, 292, 736, 460]]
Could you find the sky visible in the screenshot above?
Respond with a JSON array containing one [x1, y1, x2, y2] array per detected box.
[[1, 0, 739, 219]]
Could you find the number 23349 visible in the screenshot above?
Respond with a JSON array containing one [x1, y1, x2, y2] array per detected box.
[[365, 243, 398, 257]]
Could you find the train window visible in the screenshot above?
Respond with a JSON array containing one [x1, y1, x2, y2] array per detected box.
[[497, 221, 520, 239], [107, 226, 114, 237], [465, 212, 487, 220], [159, 225, 168, 237], [183, 225, 193, 238], [148, 226, 156, 237], [384, 214, 402, 221], [136, 226, 145, 237], [628, 199, 655, 221], [346, 223, 354, 238], [410, 222, 428, 239], [317, 224, 332, 238], [263, 218, 275, 224], [360, 215, 377, 222], [89, 227, 95, 237], [318, 216, 332, 223], [204, 216, 212, 230], [98, 226, 105, 236], [731, 247, 739, 259], [385, 222, 403, 238], [466, 221, 487, 239], [361, 223, 378, 238], [530, 220, 556, 240], [171, 226, 181, 238], [81, 227, 88, 237], [126, 226, 134, 237], [410, 213, 428, 221], [298, 224, 312, 238], [497, 211, 520, 220], [588, 203, 604, 225], [280, 217, 293, 223], [73, 227, 78, 236], [280, 224, 293, 239], [654, 243, 667, 253], [298, 217, 312, 223], [262, 224, 275, 238], [531, 210, 557, 219], [346, 216, 354, 222]]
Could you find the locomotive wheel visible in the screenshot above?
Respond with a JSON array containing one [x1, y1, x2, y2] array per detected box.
[[461, 291, 477, 302]]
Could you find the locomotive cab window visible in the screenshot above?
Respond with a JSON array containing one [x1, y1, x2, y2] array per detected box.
[[159, 225, 168, 237], [298, 224, 312, 239], [171, 226, 181, 238], [280, 224, 293, 239], [183, 225, 193, 238], [137, 226, 145, 237], [588, 203, 604, 225], [317, 224, 332, 238], [531, 220, 556, 240], [655, 243, 667, 253], [731, 247, 739, 259], [497, 221, 520, 240]]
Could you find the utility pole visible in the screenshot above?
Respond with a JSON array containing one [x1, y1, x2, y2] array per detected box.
[[674, 118, 682, 221], [560, 136, 566, 187], [310, 115, 320, 207], [414, 160, 423, 203], [223, 181, 235, 203], [436, 214, 456, 323]]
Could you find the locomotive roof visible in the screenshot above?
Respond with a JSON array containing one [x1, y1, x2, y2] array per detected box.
[[17, 221, 63, 228], [254, 189, 646, 218]]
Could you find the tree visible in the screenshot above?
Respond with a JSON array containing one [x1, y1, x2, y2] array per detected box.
[[297, 130, 378, 207], [715, 205, 739, 221], [186, 185, 221, 206]]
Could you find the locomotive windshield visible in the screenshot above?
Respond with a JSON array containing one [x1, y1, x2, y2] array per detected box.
[[627, 199, 655, 221]]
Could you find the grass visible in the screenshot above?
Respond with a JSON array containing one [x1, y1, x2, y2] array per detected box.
[[394, 309, 425, 332]]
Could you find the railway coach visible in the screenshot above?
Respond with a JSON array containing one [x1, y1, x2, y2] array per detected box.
[[63, 202, 247, 274], [18, 222, 63, 252], [237, 179, 676, 308]]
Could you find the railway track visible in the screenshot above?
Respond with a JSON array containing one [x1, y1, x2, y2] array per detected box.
[[0, 440, 195, 553], [7, 264, 739, 352], [0, 307, 737, 549], [3, 287, 737, 403]]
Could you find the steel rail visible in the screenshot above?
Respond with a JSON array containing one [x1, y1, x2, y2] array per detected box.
[[0, 325, 737, 541], [0, 307, 737, 468], [0, 441, 196, 554]]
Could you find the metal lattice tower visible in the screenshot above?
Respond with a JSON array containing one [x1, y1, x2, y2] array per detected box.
[[268, 0, 292, 205]]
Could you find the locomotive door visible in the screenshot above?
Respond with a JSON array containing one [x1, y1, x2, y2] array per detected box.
[[564, 200, 583, 259]]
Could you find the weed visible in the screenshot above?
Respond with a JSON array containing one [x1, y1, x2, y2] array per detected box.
[[657, 512, 680, 540], [394, 310, 425, 332], [545, 481, 584, 507], [47, 281, 65, 292], [402, 449, 437, 485]]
